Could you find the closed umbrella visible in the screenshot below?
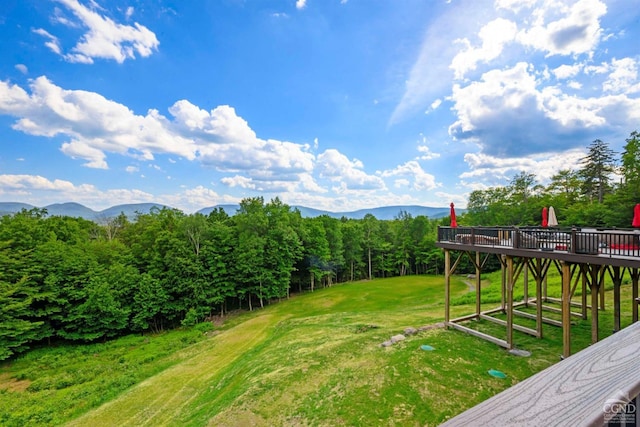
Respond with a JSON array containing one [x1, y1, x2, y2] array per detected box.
[[450, 202, 457, 228], [633, 204, 640, 227], [548, 206, 558, 227], [542, 207, 548, 228]]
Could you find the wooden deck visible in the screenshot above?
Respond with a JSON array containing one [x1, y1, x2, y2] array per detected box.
[[436, 226, 640, 358], [440, 321, 640, 426]]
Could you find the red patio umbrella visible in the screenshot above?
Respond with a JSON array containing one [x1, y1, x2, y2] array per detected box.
[[450, 202, 457, 228], [633, 203, 640, 227], [542, 207, 548, 228]]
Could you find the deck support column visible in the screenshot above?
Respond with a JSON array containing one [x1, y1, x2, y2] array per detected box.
[[475, 251, 481, 319], [581, 272, 587, 320], [589, 265, 600, 344], [612, 266, 622, 333], [523, 260, 529, 307], [561, 261, 571, 359], [599, 267, 606, 310], [445, 249, 450, 326], [501, 255, 507, 313], [632, 268, 639, 323], [535, 259, 543, 339], [506, 255, 514, 350]]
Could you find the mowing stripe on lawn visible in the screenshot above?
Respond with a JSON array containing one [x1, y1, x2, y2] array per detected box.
[[66, 314, 276, 426]]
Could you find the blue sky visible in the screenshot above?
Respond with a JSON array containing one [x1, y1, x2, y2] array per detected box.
[[1, 0, 639, 213]]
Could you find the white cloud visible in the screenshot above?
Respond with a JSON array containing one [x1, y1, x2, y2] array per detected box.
[[15, 64, 28, 74], [380, 160, 438, 191], [461, 149, 585, 185], [125, 166, 138, 173], [515, 0, 607, 57], [0, 76, 196, 167], [168, 100, 315, 175], [417, 144, 440, 161], [296, 0, 307, 10], [495, 0, 538, 13], [450, 18, 518, 80], [32, 28, 62, 55], [125, 6, 134, 20], [0, 76, 332, 194], [220, 175, 255, 189], [425, 99, 442, 115], [61, 139, 108, 169], [448, 62, 640, 156], [317, 149, 385, 190], [553, 63, 582, 80], [44, 0, 159, 64], [0, 78, 317, 175], [585, 62, 610, 75], [0, 174, 79, 192], [299, 173, 327, 193], [394, 178, 410, 188], [603, 58, 640, 94]]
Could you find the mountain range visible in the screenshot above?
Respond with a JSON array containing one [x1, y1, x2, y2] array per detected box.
[[0, 202, 458, 221]]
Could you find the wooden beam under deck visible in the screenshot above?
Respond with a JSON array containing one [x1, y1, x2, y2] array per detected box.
[[446, 322, 509, 349], [479, 314, 539, 337], [512, 309, 562, 327]]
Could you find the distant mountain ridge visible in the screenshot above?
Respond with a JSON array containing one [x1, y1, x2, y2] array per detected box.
[[0, 202, 459, 221]]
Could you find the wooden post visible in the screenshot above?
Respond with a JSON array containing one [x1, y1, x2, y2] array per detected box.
[[632, 268, 639, 323], [562, 261, 571, 358], [581, 270, 587, 320], [591, 265, 599, 344], [612, 266, 622, 333], [536, 258, 543, 339], [599, 266, 606, 310], [506, 256, 514, 350], [475, 251, 481, 319], [501, 255, 507, 313], [445, 249, 451, 325], [523, 259, 529, 307]]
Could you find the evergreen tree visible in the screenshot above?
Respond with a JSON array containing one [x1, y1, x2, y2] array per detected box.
[[579, 139, 616, 203]]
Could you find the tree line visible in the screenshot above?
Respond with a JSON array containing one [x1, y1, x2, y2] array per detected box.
[[0, 197, 445, 360]]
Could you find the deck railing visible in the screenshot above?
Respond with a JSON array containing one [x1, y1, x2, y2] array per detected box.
[[437, 226, 640, 259]]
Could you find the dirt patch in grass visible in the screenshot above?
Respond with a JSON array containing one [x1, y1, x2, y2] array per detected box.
[[0, 373, 31, 392]]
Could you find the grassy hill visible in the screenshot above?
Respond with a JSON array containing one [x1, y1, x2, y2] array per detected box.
[[0, 274, 632, 426]]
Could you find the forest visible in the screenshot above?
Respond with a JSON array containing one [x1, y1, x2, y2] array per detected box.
[[1, 131, 638, 361]]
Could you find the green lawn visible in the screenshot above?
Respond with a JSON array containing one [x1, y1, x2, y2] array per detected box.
[[0, 272, 634, 426]]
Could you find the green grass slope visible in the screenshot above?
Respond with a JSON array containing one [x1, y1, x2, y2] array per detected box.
[[1, 273, 634, 426]]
